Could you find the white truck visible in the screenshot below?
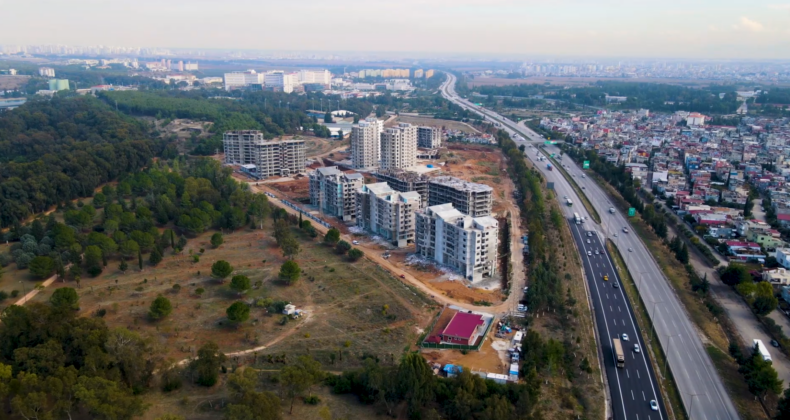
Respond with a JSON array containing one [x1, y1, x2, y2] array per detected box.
[[754, 339, 772, 362]]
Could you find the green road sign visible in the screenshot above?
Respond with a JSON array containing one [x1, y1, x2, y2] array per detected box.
[[628, 208, 636, 217], [583, 161, 590, 169], [544, 140, 557, 145]]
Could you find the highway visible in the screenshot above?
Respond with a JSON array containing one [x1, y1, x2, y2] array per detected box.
[[439, 72, 739, 420], [573, 223, 666, 419]]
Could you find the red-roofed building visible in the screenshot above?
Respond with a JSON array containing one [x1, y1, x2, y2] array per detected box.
[[778, 213, 790, 228], [440, 312, 486, 346]]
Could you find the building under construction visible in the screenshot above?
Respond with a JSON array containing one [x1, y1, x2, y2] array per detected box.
[[374, 169, 429, 207], [428, 176, 493, 217], [223, 130, 306, 178]]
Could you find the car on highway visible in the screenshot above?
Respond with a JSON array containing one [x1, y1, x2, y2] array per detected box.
[[586, 239, 591, 244], [772, 340, 780, 347], [595, 249, 600, 255], [613, 282, 619, 288], [634, 344, 641, 353], [613, 233, 618, 237], [587, 251, 592, 256], [623, 227, 629, 233], [628, 248, 633, 252], [650, 400, 658, 411], [582, 186, 586, 189], [582, 174, 586, 178], [603, 275, 609, 281], [622, 333, 629, 341], [587, 232, 592, 237]]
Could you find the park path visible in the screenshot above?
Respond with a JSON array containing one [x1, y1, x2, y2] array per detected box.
[[11, 273, 58, 306]]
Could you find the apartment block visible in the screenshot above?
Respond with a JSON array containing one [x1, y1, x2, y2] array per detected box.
[[263, 71, 297, 93], [224, 70, 262, 90], [374, 169, 429, 206], [298, 69, 331, 85], [356, 182, 421, 247], [428, 176, 493, 217], [381, 123, 417, 170], [38, 67, 55, 77], [223, 130, 306, 178], [415, 203, 499, 282], [417, 126, 442, 149], [351, 121, 380, 169], [308, 166, 363, 222]]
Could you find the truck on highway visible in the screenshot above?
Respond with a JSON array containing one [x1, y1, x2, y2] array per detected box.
[[573, 212, 581, 224], [754, 339, 772, 362], [566, 198, 573, 206], [613, 338, 625, 368], [547, 163, 553, 171]]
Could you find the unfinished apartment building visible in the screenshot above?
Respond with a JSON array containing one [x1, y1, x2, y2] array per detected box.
[[356, 182, 421, 247], [428, 176, 493, 217], [415, 203, 498, 283], [374, 169, 429, 207], [351, 121, 380, 169], [381, 123, 417, 170], [223, 130, 306, 177], [308, 166, 364, 222], [417, 126, 442, 149]]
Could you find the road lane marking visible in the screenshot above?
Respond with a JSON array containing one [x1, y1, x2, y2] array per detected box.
[[626, 369, 630, 378], [632, 390, 635, 400], [643, 391, 646, 401], [637, 370, 640, 378], [618, 306, 622, 312]]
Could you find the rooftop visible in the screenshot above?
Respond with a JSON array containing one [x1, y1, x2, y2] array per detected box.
[[429, 176, 493, 193], [442, 312, 485, 339]]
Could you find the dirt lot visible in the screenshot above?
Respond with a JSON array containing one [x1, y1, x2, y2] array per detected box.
[[395, 115, 480, 133], [22, 221, 435, 365], [302, 136, 347, 158], [0, 75, 30, 90], [441, 144, 512, 215]]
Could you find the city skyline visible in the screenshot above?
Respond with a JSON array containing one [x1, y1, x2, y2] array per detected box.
[[2, 0, 790, 60]]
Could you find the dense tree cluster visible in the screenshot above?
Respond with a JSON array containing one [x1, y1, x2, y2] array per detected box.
[[0, 302, 157, 419], [329, 353, 542, 420], [0, 96, 163, 228]]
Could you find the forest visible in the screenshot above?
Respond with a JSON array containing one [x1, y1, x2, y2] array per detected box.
[[474, 81, 744, 114], [0, 96, 168, 228]]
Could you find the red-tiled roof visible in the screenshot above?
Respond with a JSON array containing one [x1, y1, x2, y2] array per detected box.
[[777, 214, 790, 221], [442, 312, 485, 339]]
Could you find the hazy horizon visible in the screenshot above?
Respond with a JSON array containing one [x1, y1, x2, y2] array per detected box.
[[4, 0, 790, 60]]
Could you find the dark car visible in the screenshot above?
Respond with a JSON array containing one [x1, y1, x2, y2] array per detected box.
[[771, 340, 780, 347]]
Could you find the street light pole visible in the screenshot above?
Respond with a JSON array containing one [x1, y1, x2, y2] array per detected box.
[[664, 332, 681, 378], [687, 392, 705, 420]]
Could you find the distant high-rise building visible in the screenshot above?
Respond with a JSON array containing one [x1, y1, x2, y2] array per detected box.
[[298, 69, 331, 85], [48, 79, 70, 91], [38, 67, 55, 77], [356, 182, 421, 247], [178, 61, 184, 72], [223, 130, 306, 177], [417, 126, 442, 149], [425, 69, 435, 78], [351, 121, 380, 169], [308, 166, 364, 222], [184, 62, 199, 71], [224, 70, 262, 90], [263, 71, 296, 93], [413, 69, 424, 78], [381, 123, 417, 170]]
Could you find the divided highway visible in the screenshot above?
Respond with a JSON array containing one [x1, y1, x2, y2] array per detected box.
[[574, 225, 666, 419], [439, 73, 739, 420]]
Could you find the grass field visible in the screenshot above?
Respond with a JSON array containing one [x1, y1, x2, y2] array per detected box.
[[22, 220, 435, 367], [395, 115, 480, 133]]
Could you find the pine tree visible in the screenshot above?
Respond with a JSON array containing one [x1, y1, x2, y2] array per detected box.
[[119, 259, 128, 273]]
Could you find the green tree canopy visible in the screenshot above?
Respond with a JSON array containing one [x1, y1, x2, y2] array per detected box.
[[324, 228, 340, 245], [230, 275, 251, 294], [50, 287, 79, 310], [278, 260, 301, 285], [148, 296, 173, 320], [226, 302, 251, 324], [28, 256, 55, 279], [211, 232, 224, 248], [211, 260, 234, 280]]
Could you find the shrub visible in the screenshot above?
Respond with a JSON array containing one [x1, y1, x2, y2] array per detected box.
[[149, 296, 174, 320]]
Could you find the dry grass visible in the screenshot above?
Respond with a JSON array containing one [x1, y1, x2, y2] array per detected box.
[[395, 115, 479, 133], [24, 222, 434, 366]]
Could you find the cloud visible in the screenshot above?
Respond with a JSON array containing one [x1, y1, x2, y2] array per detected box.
[[733, 17, 764, 32]]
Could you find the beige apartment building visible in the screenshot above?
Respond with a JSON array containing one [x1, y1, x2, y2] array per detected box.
[[223, 130, 305, 178], [356, 182, 421, 247], [381, 123, 417, 170]]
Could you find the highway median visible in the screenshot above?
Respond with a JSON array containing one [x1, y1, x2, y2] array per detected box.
[[541, 147, 601, 224]]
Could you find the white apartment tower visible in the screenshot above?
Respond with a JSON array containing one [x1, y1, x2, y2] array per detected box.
[[224, 71, 262, 90], [298, 69, 331, 85], [417, 126, 442, 149], [381, 123, 417, 170], [351, 121, 380, 169], [308, 167, 364, 222], [365, 117, 383, 161], [264, 71, 297, 93], [415, 203, 499, 282], [38, 67, 55, 77], [356, 182, 421, 247], [223, 130, 306, 178]]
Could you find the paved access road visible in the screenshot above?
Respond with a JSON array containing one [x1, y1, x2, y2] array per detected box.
[[439, 72, 739, 420], [574, 225, 666, 419]]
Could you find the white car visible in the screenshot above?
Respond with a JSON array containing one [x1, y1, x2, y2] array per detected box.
[[613, 233, 618, 237], [650, 400, 658, 411], [622, 333, 629, 341], [587, 251, 592, 256], [634, 344, 640, 353], [628, 248, 633, 252], [623, 227, 629, 233], [352, 240, 360, 245], [586, 239, 591, 244]]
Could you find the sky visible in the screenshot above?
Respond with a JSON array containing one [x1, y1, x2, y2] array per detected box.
[[3, 0, 790, 59]]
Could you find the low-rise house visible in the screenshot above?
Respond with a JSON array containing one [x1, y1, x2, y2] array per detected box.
[[763, 268, 790, 286], [439, 312, 486, 346]]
